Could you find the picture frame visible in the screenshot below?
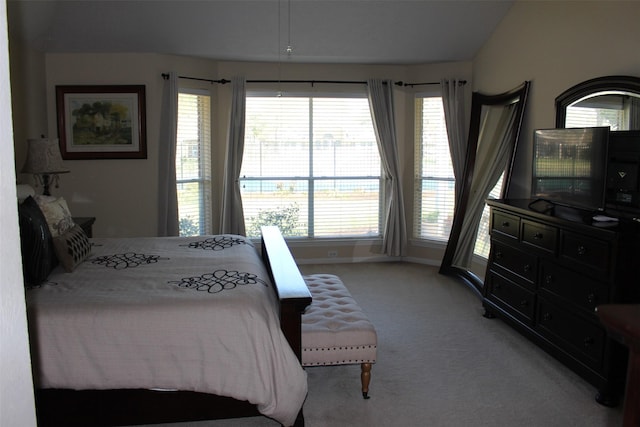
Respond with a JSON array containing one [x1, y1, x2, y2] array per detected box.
[[56, 85, 147, 160]]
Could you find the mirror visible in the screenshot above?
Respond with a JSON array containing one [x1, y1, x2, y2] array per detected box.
[[440, 82, 530, 297], [556, 75, 640, 129]]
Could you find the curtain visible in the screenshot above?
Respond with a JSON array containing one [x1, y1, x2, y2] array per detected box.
[[367, 79, 406, 257], [220, 76, 247, 235], [157, 71, 179, 236], [452, 103, 519, 268], [441, 79, 467, 201]]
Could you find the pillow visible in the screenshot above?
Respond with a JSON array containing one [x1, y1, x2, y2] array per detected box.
[[18, 196, 58, 285], [35, 196, 75, 237], [53, 225, 91, 272]]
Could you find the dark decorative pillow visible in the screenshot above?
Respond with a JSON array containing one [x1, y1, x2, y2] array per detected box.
[[53, 225, 91, 272], [18, 196, 58, 285]]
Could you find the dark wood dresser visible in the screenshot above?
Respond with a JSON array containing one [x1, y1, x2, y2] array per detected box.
[[483, 199, 640, 406]]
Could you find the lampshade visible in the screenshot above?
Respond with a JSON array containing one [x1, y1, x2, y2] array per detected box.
[[22, 138, 70, 174]]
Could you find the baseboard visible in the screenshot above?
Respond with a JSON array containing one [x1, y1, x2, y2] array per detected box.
[[296, 255, 397, 265], [296, 255, 442, 266]]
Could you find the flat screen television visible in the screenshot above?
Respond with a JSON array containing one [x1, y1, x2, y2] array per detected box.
[[531, 127, 610, 212]]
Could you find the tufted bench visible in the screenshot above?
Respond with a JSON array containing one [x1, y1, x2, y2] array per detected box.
[[301, 274, 378, 398]]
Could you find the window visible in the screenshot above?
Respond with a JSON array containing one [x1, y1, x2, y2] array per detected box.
[[413, 94, 455, 241], [566, 94, 640, 130], [413, 92, 501, 259], [474, 174, 504, 258], [176, 90, 212, 236], [241, 94, 381, 238]]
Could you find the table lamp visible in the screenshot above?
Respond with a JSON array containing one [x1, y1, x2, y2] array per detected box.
[[22, 137, 70, 196]]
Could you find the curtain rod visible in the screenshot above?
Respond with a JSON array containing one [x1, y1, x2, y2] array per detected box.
[[162, 74, 231, 84], [161, 73, 465, 87], [249, 79, 370, 85], [397, 80, 467, 88], [162, 74, 368, 85]]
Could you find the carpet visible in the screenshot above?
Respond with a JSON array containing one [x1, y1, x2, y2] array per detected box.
[[142, 262, 623, 427]]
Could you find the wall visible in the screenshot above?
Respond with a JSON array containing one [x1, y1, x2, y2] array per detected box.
[[14, 2, 640, 265], [1, 0, 37, 423], [7, 3, 640, 423], [38, 53, 222, 237], [473, 1, 640, 199], [12, 47, 471, 264], [9, 40, 47, 172]]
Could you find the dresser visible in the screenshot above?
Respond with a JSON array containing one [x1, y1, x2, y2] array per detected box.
[[483, 199, 640, 406]]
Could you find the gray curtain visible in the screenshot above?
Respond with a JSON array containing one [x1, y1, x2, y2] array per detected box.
[[441, 79, 467, 201], [367, 79, 407, 257], [157, 71, 179, 236], [452, 103, 518, 268], [220, 76, 247, 235]]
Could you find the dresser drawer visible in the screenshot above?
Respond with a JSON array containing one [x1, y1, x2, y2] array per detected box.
[[522, 220, 558, 254], [539, 260, 609, 315], [560, 231, 611, 276], [536, 299, 605, 370], [491, 210, 520, 240], [486, 272, 536, 325], [491, 242, 537, 286]]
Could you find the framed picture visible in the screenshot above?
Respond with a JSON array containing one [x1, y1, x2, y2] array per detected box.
[[56, 85, 147, 159]]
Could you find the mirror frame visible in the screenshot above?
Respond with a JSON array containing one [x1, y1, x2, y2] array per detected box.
[[440, 81, 530, 297], [555, 75, 640, 128]]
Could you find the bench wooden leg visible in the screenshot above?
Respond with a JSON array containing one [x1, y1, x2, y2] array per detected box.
[[361, 363, 372, 399]]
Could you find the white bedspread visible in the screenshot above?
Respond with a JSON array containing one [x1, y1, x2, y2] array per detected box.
[[26, 235, 306, 426]]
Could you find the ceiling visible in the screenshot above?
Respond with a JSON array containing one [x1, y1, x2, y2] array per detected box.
[[7, 0, 515, 65]]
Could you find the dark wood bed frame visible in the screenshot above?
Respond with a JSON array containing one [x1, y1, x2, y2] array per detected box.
[[34, 226, 312, 427]]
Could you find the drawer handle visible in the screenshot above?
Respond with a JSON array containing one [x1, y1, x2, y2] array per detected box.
[[577, 245, 587, 256], [523, 264, 531, 273], [519, 300, 529, 308], [545, 275, 554, 284], [533, 232, 544, 240], [583, 337, 594, 347], [495, 251, 503, 260], [543, 313, 552, 321], [502, 221, 510, 227], [587, 293, 596, 304]]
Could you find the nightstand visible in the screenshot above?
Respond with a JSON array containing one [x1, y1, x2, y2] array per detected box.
[[73, 217, 96, 238]]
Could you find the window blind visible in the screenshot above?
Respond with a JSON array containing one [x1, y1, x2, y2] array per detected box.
[[473, 174, 503, 259], [413, 93, 502, 260], [413, 95, 455, 241], [176, 90, 212, 236], [241, 94, 381, 238]]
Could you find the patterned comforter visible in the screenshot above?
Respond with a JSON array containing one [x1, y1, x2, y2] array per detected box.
[[26, 235, 307, 426]]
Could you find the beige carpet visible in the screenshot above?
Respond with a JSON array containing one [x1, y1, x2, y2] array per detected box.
[[144, 262, 623, 427]]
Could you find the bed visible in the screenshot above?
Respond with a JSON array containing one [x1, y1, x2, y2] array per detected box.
[[18, 195, 311, 427]]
